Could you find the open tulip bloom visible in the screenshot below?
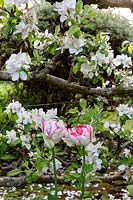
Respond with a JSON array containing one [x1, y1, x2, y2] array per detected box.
[[62, 124, 93, 147], [63, 124, 93, 199]]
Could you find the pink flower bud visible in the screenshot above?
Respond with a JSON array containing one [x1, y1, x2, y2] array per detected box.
[[63, 124, 93, 146]]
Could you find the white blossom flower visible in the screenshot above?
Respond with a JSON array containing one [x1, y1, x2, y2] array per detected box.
[[123, 148, 131, 156], [33, 40, 44, 50], [6, 100, 22, 114], [4, 0, 28, 6], [6, 129, 17, 144], [20, 135, 31, 150], [104, 121, 110, 128], [5, 52, 31, 81], [91, 49, 114, 68], [121, 75, 133, 87], [62, 36, 85, 55], [104, 121, 121, 134], [14, 22, 31, 40], [118, 164, 127, 171], [116, 104, 133, 119], [85, 142, 102, 173], [80, 60, 96, 79], [4, 0, 14, 4], [16, 108, 31, 125], [33, 30, 53, 52], [54, 0, 76, 23], [113, 54, 132, 68], [30, 108, 45, 129], [14, 0, 28, 6], [44, 108, 57, 119]]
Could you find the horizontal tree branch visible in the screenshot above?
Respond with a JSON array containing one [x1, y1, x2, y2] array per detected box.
[[0, 70, 133, 97], [85, 0, 133, 10], [0, 170, 126, 187], [0, 175, 64, 187], [46, 0, 133, 10]]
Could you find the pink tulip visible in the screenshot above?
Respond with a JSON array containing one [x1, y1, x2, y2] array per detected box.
[[63, 124, 93, 146], [41, 118, 67, 148]]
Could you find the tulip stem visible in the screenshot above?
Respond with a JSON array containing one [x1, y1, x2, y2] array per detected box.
[[52, 147, 58, 200], [81, 146, 86, 199]]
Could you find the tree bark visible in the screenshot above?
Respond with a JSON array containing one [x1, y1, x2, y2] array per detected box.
[[46, 0, 133, 10], [0, 70, 133, 97], [84, 0, 133, 10], [0, 170, 126, 187]]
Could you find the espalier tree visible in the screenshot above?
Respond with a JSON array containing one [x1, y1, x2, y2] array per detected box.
[[0, 0, 133, 198]]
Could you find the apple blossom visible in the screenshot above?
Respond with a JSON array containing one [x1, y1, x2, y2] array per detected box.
[[116, 104, 133, 119], [62, 124, 93, 146], [80, 61, 95, 79], [6, 129, 17, 144], [5, 100, 22, 114], [54, 0, 76, 23], [5, 52, 31, 81], [20, 135, 31, 150], [30, 108, 57, 130], [113, 54, 132, 68], [14, 22, 31, 40], [85, 142, 102, 173], [41, 118, 67, 148], [62, 36, 85, 55], [16, 108, 31, 125], [4, 0, 28, 6]]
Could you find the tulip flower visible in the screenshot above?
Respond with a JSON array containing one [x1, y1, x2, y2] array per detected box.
[[41, 117, 67, 200], [63, 124, 93, 199], [41, 118, 67, 149], [62, 124, 93, 147]]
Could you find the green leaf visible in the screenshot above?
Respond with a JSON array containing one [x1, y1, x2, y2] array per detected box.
[[127, 185, 133, 196], [98, 74, 104, 84], [48, 193, 56, 200], [68, 25, 81, 38], [46, 44, 56, 55], [2, 23, 15, 38], [0, 0, 4, 7], [80, 98, 87, 109], [122, 40, 129, 49], [28, 32, 34, 48], [33, 49, 39, 58], [0, 142, 8, 155], [55, 25, 60, 35], [75, 0, 83, 15], [79, 113, 91, 124], [8, 112, 12, 119], [101, 195, 108, 200], [35, 159, 48, 171], [128, 43, 133, 54], [7, 169, 22, 177], [24, 123, 31, 132], [77, 56, 87, 63], [26, 171, 38, 183], [0, 154, 17, 160], [73, 64, 80, 74], [68, 107, 79, 114]]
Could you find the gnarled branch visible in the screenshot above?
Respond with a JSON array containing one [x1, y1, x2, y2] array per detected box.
[[0, 70, 133, 97]]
